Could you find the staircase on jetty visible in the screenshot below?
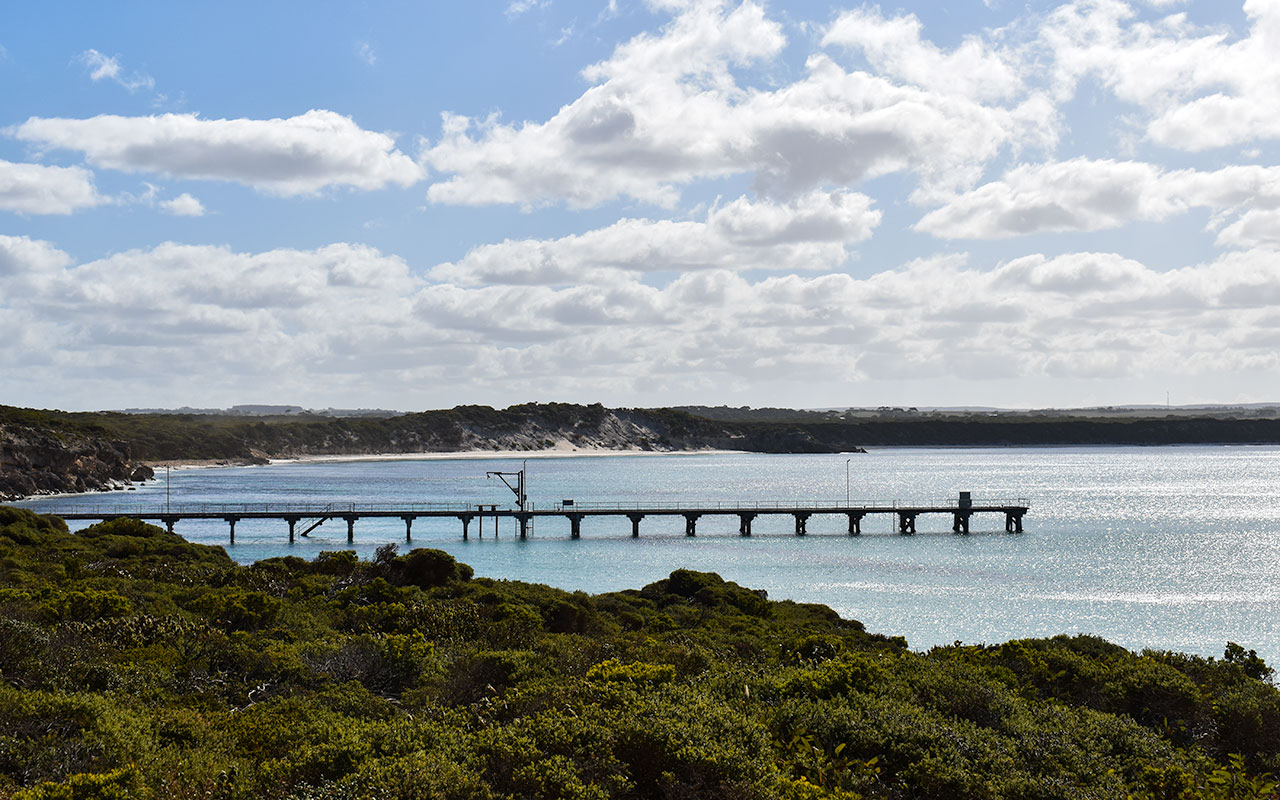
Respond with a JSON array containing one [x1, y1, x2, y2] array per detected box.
[[33, 492, 1029, 543]]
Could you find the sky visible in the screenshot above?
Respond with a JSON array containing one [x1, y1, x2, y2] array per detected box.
[[3, 0, 1280, 412]]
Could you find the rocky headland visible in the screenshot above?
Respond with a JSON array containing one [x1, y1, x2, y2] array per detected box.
[[0, 403, 851, 500], [0, 423, 151, 500]]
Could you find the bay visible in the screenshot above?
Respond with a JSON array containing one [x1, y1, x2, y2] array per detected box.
[[16, 445, 1280, 665]]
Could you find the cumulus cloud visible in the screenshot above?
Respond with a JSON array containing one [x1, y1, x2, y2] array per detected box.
[[917, 158, 1280, 241], [0, 234, 75, 277], [0, 159, 105, 215], [1042, 0, 1280, 149], [10, 3, 1280, 408], [423, 0, 1053, 209], [918, 158, 1180, 237], [430, 190, 881, 285], [4, 232, 1280, 406], [823, 7, 1024, 102], [10, 110, 424, 195], [159, 193, 205, 217]]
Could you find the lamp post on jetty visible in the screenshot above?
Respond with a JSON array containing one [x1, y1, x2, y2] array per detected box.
[[845, 459, 851, 506], [166, 464, 171, 514]]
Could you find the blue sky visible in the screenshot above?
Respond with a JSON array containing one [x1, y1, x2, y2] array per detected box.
[[3, 0, 1279, 411]]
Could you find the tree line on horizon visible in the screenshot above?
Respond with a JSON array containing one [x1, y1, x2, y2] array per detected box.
[[6, 401, 1280, 465]]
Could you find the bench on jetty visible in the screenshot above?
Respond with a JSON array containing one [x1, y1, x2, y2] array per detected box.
[[35, 493, 1030, 543]]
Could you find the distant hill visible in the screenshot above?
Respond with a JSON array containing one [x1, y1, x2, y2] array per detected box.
[[0, 403, 854, 499], [114, 404, 405, 418], [6, 401, 1280, 499]]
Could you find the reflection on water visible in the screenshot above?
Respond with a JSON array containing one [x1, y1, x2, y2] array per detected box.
[[17, 445, 1280, 664]]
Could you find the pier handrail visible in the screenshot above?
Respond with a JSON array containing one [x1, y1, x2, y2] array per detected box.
[[29, 495, 1030, 517]]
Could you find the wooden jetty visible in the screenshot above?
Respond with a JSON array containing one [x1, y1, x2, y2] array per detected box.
[[33, 493, 1029, 543]]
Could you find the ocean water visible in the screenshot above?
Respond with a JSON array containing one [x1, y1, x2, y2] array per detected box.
[[16, 446, 1280, 664]]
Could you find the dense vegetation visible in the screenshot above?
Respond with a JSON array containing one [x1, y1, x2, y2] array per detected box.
[[7, 402, 1280, 466], [1, 506, 1278, 798]]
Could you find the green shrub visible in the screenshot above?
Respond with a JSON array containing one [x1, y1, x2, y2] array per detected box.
[[388, 548, 473, 588], [38, 589, 131, 622], [188, 588, 282, 631], [586, 659, 676, 685], [13, 765, 142, 800]]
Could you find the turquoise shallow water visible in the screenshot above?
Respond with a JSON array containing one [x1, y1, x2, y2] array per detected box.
[[16, 446, 1280, 664]]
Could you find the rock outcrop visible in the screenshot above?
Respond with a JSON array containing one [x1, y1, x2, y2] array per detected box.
[[0, 423, 149, 500]]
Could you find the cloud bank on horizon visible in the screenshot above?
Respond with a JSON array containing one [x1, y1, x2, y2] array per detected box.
[[2, 0, 1279, 411]]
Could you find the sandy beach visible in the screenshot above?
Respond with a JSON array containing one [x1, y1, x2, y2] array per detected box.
[[145, 445, 743, 471], [264, 446, 743, 466]]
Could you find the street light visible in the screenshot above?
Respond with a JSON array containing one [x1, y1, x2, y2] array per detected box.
[[166, 464, 171, 513], [845, 458, 850, 506]]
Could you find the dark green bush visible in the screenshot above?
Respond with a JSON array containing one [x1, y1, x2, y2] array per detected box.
[[0, 505, 1276, 798]]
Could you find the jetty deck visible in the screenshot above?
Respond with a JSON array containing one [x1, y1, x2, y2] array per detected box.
[[34, 495, 1030, 542]]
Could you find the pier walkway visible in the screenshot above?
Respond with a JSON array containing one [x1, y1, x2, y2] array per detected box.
[[35, 494, 1030, 543]]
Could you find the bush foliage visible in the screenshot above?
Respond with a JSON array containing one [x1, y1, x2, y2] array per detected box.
[[0, 505, 1276, 799]]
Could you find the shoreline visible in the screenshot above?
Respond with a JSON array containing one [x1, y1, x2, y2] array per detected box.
[[140, 446, 748, 472], [261, 446, 747, 466], [6, 447, 750, 503]]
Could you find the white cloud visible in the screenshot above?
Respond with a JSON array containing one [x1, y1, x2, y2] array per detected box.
[[423, 0, 1053, 209], [0, 234, 75, 277], [159, 192, 205, 217], [1215, 208, 1280, 248], [77, 49, 154, 92], [431, 190, 881, 285], [917, 158, 1280, 241], [918, 158, 1178, 237], [357, 41, 377, 66], [0, 159, 104, 215], [5, 233, 1280, 405], [507, 0, 551, 17], [1042, 0, 1280, 149], [822, 7, 1024, 102], [10, 110, 424, 196]]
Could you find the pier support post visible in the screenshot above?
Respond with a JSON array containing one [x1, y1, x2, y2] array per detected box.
[[1005, 512, 1024, 533], [402, 516, 414, 542], [683, 513, 701, 537], [516, 514, 530, 540], [225, 517, 237, 544], [898, 513, 916, 535], [847, 513, 863, 536], [345, 516, 356, 543], [568, 514, 583, 539], [738, 513, 757, 536], [794, 512, 811, 536], [627, 513, 644, 538], [287, 517, 298, 542], [458, 515, 471, 541], [952, 513, 971, 534], [162, 516, 177, 534]]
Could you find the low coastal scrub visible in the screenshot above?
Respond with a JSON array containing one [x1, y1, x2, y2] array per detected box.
[[0, 506, 1277, 799]]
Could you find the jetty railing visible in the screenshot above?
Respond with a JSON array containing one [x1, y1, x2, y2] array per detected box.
[[25, 492, 1030, 541]]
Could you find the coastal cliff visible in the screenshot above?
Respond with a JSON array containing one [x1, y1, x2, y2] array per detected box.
[[0, 422, 152, 500], [0, 403, 846, 499]]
